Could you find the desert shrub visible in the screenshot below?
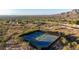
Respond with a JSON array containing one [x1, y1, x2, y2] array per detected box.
[[76, 20, 79, 25], [76, 37, 79, 44], [60, 37, 68, 45], [72, 42, 77, 46]]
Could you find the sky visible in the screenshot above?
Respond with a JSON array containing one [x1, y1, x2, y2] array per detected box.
[[0, 9, 72, 15], [0, 0, 79, 9]]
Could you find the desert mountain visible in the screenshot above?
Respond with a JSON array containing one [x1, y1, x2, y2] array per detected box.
[[52, 9, 79, 21]]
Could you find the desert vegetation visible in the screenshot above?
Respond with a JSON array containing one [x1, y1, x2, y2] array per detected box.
[[0, 9, 79, 50]]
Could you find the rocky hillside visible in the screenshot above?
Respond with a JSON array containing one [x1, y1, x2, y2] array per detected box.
[[52, 9, 79, 21]]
